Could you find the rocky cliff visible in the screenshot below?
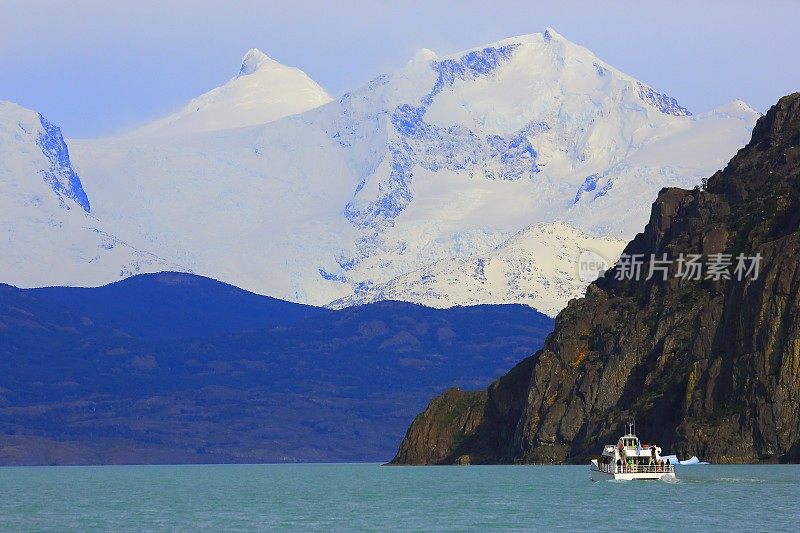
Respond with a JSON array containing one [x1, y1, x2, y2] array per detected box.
[[390, 93, 800, 465]]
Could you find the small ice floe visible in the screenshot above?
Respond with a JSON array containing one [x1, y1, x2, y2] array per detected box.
[[660, 454, 709, 466]]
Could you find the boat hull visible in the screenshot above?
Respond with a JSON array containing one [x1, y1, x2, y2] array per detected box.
[[590, 465, 676, 482]]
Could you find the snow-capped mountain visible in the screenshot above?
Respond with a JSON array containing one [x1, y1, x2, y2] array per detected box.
[[3, 29, 759, 315], [0, 101, 183, 288], [329, 222, 627, 316], [127, 49, 332, 137]]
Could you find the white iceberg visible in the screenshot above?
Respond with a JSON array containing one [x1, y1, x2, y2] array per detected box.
[[661, 454, 709, 466]]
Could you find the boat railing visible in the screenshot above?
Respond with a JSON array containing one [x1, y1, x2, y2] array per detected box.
[[596, 462, 675, 474]]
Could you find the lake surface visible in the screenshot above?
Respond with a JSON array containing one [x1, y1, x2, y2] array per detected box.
[[0, 464, 798, 531]]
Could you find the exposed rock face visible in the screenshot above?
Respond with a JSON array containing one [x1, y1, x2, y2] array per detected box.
[[391, 388, 488, 465], [390, 93, 800, 465]]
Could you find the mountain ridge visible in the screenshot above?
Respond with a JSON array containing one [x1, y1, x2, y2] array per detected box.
[[28, 271, 328, 340], [0, 272, 553, 465], [2, 28, 758, 316], [68, 28, 756, 313]]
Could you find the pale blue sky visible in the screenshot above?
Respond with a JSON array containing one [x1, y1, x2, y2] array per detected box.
[[1, 0, 799, 138]]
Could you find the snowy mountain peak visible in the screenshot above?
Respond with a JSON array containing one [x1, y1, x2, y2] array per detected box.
[[468, 28, 691, 117], [542, 27, 560, 41], [730, 99, 758, 113], [238, 48, 279, 76], [709, 99, 760, 118], [471, 28, 592, 60], [412, 48, 438, 63], [124, 50, 332, 137]]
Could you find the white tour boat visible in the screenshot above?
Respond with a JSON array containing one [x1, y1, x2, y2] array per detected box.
[[590, 422, 676, 481]]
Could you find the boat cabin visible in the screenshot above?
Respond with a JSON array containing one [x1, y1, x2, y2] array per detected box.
[[591, 422, 676, 479]]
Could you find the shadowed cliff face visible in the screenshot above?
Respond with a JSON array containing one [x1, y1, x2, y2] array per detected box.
[[391, 93, 800, 465]]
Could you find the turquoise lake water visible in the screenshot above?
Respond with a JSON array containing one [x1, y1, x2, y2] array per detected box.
[[0, 464, 798, 531]]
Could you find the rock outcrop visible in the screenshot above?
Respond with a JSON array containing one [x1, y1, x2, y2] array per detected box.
[[390, 93, 800, 464]]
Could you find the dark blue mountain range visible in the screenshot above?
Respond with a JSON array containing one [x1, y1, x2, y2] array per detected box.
[[0, 272, 553, 465], [28, 272, 328, 340]]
